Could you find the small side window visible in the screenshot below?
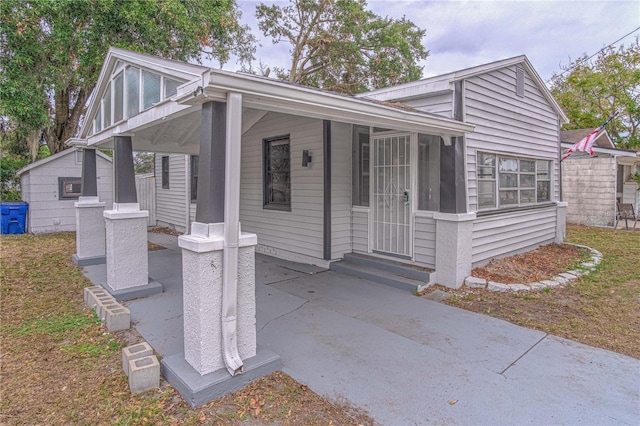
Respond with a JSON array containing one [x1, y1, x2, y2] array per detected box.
[[58, 177, 82, 200], [161, 156, 170, 189], [190, 155, 199, 201]]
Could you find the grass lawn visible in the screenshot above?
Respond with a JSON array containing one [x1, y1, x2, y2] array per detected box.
[[0, 232, 372, 425], [445, 225, 640, 359]]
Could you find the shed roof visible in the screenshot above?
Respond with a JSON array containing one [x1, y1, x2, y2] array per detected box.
[[560, 129, 616, 148], [16, 147, 112, 176]]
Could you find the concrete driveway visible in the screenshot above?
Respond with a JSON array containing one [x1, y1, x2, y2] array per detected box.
[[85, 237, 640, 425]]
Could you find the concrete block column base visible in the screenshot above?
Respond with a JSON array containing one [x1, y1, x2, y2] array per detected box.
[[74, 197, 106, 264], [104, 203, 151, 295], [161, 348, 280, 408], [433, 212, 476, 289], [178, 222, 258, 375]]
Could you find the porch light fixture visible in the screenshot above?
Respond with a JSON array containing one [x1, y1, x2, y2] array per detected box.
[[302, 150, 312, 167]]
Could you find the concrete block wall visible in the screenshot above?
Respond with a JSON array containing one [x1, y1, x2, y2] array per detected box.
[[562, 157, 616, 226]]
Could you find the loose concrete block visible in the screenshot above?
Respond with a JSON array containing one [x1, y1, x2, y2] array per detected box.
[[105, 305, 130, 331], [529, 282, 548, 290], [487, 282, 510, 292], [553, 275, 569, 285], [567, 269, 585, 277], [128, 355, 160, 394], [509, 284, 530, 292], [122, 342, 154, 376], [559, 272, 577, 280], [97, 301, 120, 321], [84, 286, 101, 307], [465, 276, 487, 288], [541, 280, 561, 288]]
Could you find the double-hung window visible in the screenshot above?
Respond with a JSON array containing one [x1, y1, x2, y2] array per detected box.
[[478, 152, 552, 209]]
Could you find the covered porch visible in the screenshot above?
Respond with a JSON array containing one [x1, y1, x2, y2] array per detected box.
[[78, 232, 640, 424], [72, 47, 473, 404]]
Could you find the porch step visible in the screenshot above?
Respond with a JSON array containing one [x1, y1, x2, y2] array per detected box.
[[330, 253, 431, 293]]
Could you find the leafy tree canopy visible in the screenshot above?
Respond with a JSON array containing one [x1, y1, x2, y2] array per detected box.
[[550, 39, 640, 149], [255, 0, 428, 94], [0, 0, 255, 158]]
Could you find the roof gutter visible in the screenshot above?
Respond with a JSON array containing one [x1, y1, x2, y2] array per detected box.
[[175, 71, 474, 138]]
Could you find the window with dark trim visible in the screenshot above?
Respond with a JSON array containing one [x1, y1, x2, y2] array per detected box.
[[477, 152, 552, 209], [161, 156, 169, 189], [263, 136, 291, 210], [352, 126, 370, 207], [190, 155, 199, 201], [58, 177, 82, 200]]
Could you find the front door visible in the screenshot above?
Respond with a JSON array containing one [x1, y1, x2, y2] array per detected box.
[[372, 134, 412, 258]]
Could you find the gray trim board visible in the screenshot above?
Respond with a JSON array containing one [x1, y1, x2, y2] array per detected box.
[[81, 148, 98, 197], [161, 349, 281, 408], [114, 136, 138, 204], [102, 280, 163, 302], [440, 137, 467, 213], [72, 254, 106, 266], [323, 120, 331, 261]]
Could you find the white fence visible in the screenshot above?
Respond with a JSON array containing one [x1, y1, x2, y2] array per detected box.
[[135, 174, 156, 227]]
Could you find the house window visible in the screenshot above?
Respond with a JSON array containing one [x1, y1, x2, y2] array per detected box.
[[190, 155, 199, 201], [417, 134, 441, 211], [90, 64, 186, 136], [142, 70, 161, 110], [263, 136, 291, 210], [125, 66, 140, 118], [478, 152, 552, 209], [58, 177, 82, 200], [352, 126, 370, 207], [161, 156, 169, 189]]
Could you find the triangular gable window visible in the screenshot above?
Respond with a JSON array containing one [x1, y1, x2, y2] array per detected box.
[[89, 63, 185, 135]]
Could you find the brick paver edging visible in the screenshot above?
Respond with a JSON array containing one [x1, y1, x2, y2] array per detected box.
[[464, 244, 602, 292]]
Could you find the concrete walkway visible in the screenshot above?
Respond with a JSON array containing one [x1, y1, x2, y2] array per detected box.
[[83, 235, 640, 425]]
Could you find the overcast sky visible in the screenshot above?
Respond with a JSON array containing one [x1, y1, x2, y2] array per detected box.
[[223, 0, 640, 86]]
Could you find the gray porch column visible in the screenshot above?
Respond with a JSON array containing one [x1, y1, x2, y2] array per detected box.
[[103, 136, 160, 300], [73, 148, 107, 266], [167, 96, 278, 405], [440, 137, 467, 214]]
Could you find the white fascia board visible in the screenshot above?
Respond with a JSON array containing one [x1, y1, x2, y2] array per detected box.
[[177, 70, 474, 137], [560, 142, 638, 158]]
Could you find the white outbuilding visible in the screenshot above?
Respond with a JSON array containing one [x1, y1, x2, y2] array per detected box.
[[17, 147, 113, 234]]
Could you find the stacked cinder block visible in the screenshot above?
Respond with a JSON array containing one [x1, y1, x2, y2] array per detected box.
[[83, 286, 131, 331], [122, 342, 160, 394]]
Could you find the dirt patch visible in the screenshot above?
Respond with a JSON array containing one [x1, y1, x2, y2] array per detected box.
[[471, 243, 590, 284], [0, 232, 375, 425], [149, 226, 183, 236]]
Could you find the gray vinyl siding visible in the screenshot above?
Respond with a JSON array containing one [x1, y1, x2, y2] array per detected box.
[[331, 122, 352, 259], [413, 215, 436, 268], [155, 154, 188, 232], [352, 209, 369, 253], [562, 157, 617, 226], [21, 150, 113, 234], [464, 67, 560, 212], [471, 206, 557, 267], [403, 92, 453, 117], [240, 112, 325, 264]]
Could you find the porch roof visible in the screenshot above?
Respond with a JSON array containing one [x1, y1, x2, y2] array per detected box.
[[83, 48, 474, 154]]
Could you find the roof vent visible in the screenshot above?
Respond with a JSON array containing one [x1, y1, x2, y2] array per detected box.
[[516, 67, 525, 97]]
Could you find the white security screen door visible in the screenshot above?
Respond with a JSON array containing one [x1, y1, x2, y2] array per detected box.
[[372, 134, 412, 257]]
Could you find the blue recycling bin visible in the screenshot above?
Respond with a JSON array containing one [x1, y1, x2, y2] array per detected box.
[[1, 201, 28, 234]]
